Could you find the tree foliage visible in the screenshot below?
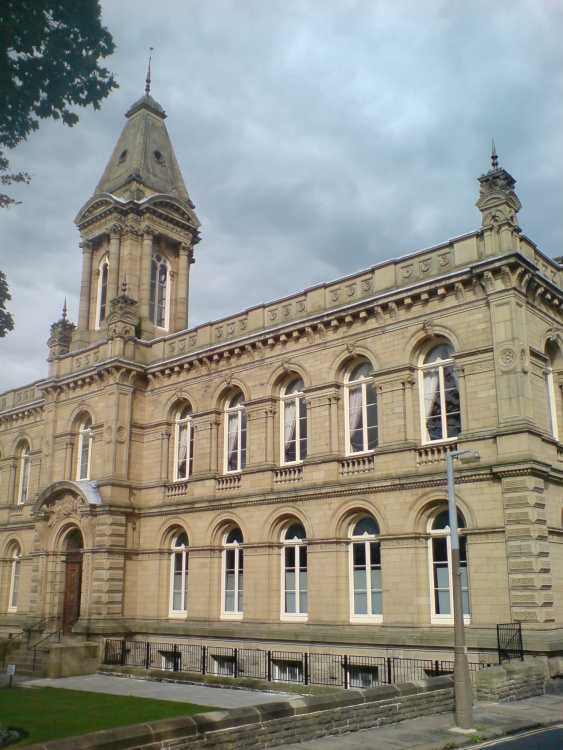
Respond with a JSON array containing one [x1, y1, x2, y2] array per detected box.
[[0, 0, 117, 207], [0, 272, 14, 338]]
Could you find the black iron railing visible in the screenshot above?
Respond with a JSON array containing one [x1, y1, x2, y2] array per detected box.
[[103, 639, 490, 689], [497, 623, 524, 663]]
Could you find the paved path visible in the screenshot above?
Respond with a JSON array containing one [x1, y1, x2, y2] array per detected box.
[[14, 673, 289, 709], [274, 694, 563, 750], [6, 673, 563, 749]]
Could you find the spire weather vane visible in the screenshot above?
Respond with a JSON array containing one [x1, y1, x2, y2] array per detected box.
[[145, 47, 154, 96]]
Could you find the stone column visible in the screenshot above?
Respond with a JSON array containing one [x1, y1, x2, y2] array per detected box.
[[160, 429, 171, 484], [139, 226, 154, 323], [107, 224, 122, 301], [402, 374, 416, 442], [77, 240, 93, 330], [175, 242, 192, 331]]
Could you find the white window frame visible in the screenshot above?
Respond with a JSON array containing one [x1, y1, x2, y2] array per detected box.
[[546, 359, 559, 441], [281, 523, 308, 621], [345, 362, 378, 455], [8, 546, 21, 612], [272, 658, 303, 683], [419, 343, 461, 444], [174, 405, 193, 481], [169, 532, 189, 617], [224, 394, 246, 473], [347, 664, 380, 688], [281, 378, 307, 465], [150, 253, 170, 330], [349, 517, 382, 623], [76, 417, 93, 481], [428, 511, 470, 625], [17, 445, 30, 505], [221, 528, 243, 619], [95, 256, 109, 329]]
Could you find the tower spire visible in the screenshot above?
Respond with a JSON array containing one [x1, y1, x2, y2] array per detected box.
[[145, 47, 153, 96], [491, 139, 499, 170]]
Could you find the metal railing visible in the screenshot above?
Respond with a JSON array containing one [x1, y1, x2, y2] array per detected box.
[[103, 639, 490, 689], [1, 616, 59, 667], [497, 623, 524, 663]]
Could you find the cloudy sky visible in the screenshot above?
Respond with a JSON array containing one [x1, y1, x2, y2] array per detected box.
[[1, 0, 562, 393]]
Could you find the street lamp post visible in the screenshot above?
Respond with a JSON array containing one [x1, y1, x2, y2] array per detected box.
[[446, 448, 480, 731]]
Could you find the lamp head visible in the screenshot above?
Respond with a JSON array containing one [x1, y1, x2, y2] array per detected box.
[[459, 450, 480, 465]]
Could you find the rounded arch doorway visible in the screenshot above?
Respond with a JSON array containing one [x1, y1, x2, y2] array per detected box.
[[63, 529, 84, 635]]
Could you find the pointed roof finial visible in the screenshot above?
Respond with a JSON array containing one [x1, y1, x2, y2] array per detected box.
[[121, 274, 128, 296], [62, 298, 68, 321], [491, 138, 499, 170], [145, 47, 154, 96]]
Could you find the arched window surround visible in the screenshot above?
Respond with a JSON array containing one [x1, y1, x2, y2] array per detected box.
[[344, 361, 378, 455], [349, 516, 382, 623], [174, 404, 194, 481], [150, 253, 171, 330], [281, 378, 308, 465], [8, 543, 22, 613], [281, 522, 308, 621], [76, 415, 93, 481], [224, 393, 247, 473], [95, 255, 109, 329], [169, 531, 189, 617], [428, 508, 470, 624], [418, 341, 461, 444], [221, 526, 243, 619]]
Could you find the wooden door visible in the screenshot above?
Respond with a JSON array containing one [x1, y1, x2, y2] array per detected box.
[[63, 553, 82, 635]]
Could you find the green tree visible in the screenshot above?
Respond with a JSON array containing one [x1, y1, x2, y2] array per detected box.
[[0, 272, 14, 338], [0, 0, 118, 207]]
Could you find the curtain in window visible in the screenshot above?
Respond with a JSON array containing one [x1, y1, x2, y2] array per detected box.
[[284, 400, 297, 461], [227, 412, 239, 471], [348, 385, 363, 452], [177, 424, 188, 478], [423, 368, 440, 440]]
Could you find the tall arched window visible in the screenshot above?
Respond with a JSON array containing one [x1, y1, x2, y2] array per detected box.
[[282, 522, 308, 619], [281, 379, 307, 464], [170, 531, 189, 616], [420, 343, 461, 442], [429, 509, 469, 622], [76, 416, 93, 481], [350, 517, 382, 621], [8, 545, 21, 612], [96, 257, 109, 327], [223, 527, 243, 617], [545, 344, 560, 441], [345, 362, 378, 454], [150, 253, 169, 328], [225, 393, 246, 473], [174, 405, 193, 480], [17, 443, 30, 505]]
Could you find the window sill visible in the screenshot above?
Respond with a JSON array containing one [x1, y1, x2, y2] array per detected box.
[[350, 615, 383, 624], [280, 614, 308, 623], [220, 612, 243, 620], [430, 616, 470, 625], [168, 612, 188, 619]]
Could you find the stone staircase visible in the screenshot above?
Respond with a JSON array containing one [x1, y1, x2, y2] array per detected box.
[[2, 638, 45, 677]]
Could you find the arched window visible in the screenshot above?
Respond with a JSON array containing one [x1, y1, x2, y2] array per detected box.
[[281, 379, 307, 464], [545, 344, 559, 441], [8, 545, 21, 612], [225, 393, 246, 473], [345, 362, 378, 454], [174, 405, 193, 480], [223, 527, 243, 617], [350, 517, 382, 621], [96, 256, 109, 328], [17, 443, 30, 505], [150, 253, 169, 328], [170, 531, 189, 616], [76, 416, 93, 481], [282, 523, 307, 618], [420, 343, 461, 443], [429, 509, 469, 621]]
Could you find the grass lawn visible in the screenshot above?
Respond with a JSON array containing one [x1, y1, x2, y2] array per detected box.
[[0, 687, 217, 747]]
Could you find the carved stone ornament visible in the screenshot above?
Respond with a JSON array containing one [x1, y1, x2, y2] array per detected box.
[[104, 424, 114, 443], [361, 278, 373, 292], [239, 318, 248, 331], [45, 494, 82, 527], [388, 302, 398, 320], [282, 305, 291, 317], [317, 323, 326, 340], [296, 301, 306, 313], [438, 252, 451, 267], [455, 283, 465, 303], [346, 284, 356, 298], [268, 309, 278, 322], [423, 320, 434, 338], [215, 326, 223, 339], [419, 259, 432, 274], [330, 288, 340, 302], [498, 345, 517, 372], [227, 323, 235, 335], [346, 342, 356, 356], [401, 264, 414, 279], [373, 306, 384, 325]]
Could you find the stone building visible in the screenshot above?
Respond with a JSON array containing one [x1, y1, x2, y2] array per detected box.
[[1, 90, 563, 671]]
